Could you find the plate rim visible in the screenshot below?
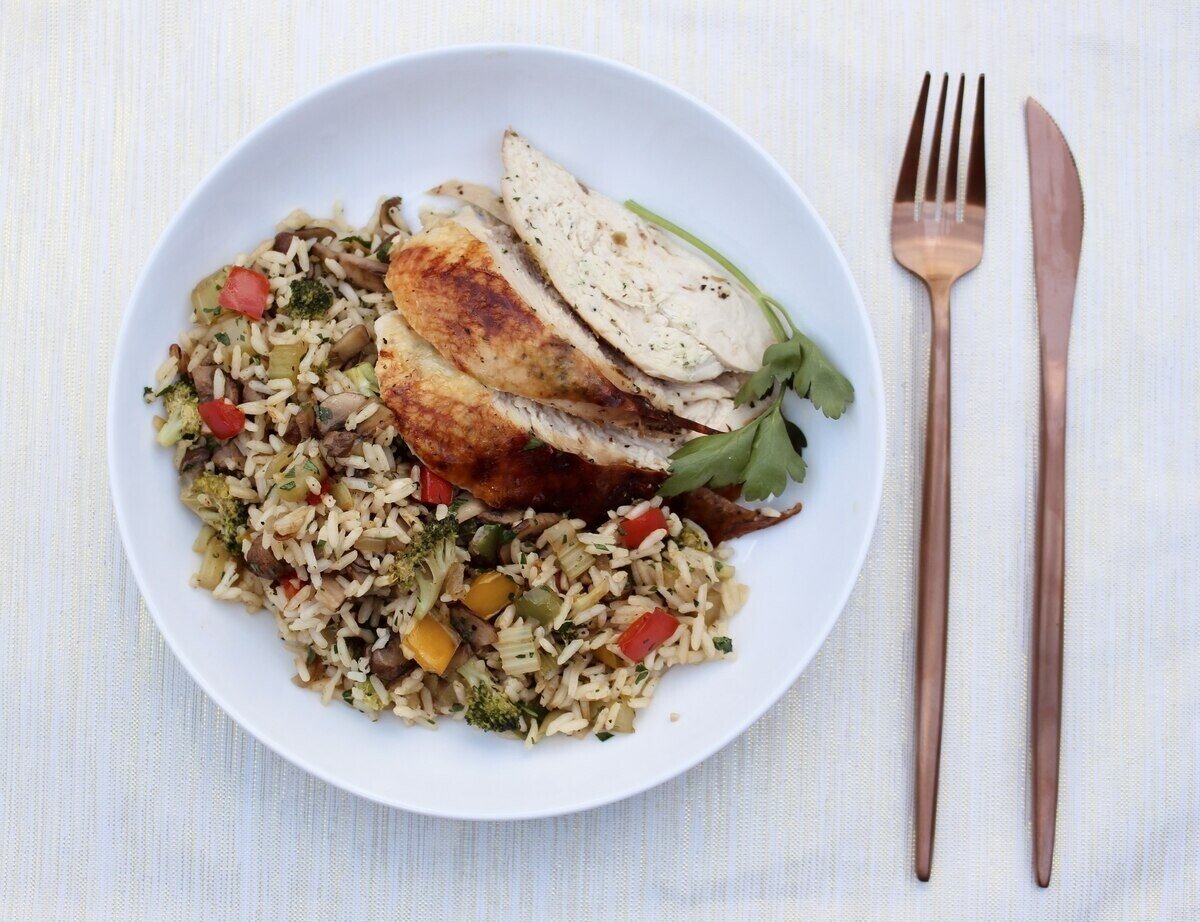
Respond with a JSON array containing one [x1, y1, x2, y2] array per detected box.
[[107, 42, 885, 819]]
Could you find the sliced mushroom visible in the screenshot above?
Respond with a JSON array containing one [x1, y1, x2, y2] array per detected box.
[[316, 392, 370, 434], [355, 404, 396, 438], [245, 536, 288, 580], [320, 429, 358, 459], [192, 364, 217, 402], [282, 404, 316, 444], [448, 606, 499, 651], [328, 324, 370, 368], [293, 226, 337, 241], [311, 243, 389, 293], [369, 635, 411, 685], [212, 442, 244, 473], [170, 343, 188, 376], [515, 512, 563, 541], [378, 196, 409, 234], [445, 642, 472, 677], [180, 444, 211, 473], [272, 231, 294, 254]]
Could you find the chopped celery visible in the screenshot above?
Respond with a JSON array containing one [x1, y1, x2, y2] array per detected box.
[[346, 362, 379, 397], [191, 266, 231, 324], [495, 621, 538, 676], [268, 341, 308, 383], [196, 536, 233, 590], [275, 454, 327, 503]]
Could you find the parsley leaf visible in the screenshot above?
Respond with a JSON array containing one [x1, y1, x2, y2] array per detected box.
[[375, 241, 392, 263], [713, 636, 733, 654], [596, 732, 614, 742], [213, 332, 231, 346], [626, 201, 853, 499], [522, 436, 545, 452], [660, 401, 806, 502]]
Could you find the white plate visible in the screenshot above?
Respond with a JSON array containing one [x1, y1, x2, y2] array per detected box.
[[108, 45, 884, 819]]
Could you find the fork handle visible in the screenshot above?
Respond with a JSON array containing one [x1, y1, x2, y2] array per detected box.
[[915, 280, 952, 882]]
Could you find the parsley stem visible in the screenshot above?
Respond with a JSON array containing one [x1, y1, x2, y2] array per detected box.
[[625, 200, 790, 344]]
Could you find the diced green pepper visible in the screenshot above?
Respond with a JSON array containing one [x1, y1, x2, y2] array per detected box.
[[468, 523, 506, 565], [515, 585, 563, 628]]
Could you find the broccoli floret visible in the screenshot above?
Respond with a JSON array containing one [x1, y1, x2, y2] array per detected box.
[[458, 660, 522, 733], [157, 380, 202, 447], [282, 278, 334, 320], [386, 516, 459, 618], [181, 472, 248, 552]]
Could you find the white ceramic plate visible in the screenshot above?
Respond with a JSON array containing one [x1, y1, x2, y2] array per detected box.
[[108, 45, 884, 819]]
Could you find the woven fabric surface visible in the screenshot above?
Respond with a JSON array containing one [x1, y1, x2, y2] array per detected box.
[[1, 1, 1197, 918]]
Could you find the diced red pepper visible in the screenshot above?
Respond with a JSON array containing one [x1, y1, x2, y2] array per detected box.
[[617, 507, 668, 549], [617, 608, 680, 663], [217, 266, 271, 319], [279, 572, 305, 600], [419, 466, 455, 505], [306, 477, 331, 506], [198, 398, 245, 439]]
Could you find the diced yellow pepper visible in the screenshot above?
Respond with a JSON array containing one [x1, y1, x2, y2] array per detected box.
[[404, 616, 460, 675], [462, 571, 519, 619], [594, 646, 624, 670]]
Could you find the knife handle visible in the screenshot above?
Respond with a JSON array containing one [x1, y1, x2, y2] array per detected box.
[[915, 281, 952, 882], [1032, 357, 1068, 887]]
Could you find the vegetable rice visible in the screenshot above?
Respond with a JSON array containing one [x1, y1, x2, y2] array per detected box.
[[148, 199, 748, 743]]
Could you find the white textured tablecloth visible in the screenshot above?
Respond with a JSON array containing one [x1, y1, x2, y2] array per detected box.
[[3, 1, 1198, 918]]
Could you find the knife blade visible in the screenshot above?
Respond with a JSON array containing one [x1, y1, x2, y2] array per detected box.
[[1026, 97, 1083, 888]]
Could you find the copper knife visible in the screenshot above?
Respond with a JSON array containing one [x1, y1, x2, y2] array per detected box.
[[1026, 97, 1083, 888]]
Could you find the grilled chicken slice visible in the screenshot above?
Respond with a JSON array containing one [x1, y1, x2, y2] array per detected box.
[[389, 210, 760, 433], [387, 210, 687, 430], [375, 312, 675, 520], [500, 130, 776, 383]]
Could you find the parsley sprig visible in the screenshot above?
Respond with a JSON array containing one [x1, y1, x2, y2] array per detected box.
[[625, 201, 854, 501]]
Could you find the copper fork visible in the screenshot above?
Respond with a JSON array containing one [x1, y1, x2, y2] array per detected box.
[[891, 72, 986, 882]]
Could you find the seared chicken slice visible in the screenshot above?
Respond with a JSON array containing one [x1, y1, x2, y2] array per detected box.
[[387, 210, 684, 430], [500, 130, 776, 383], [375, 312, 675, 520], [389, 210, 760, 433]]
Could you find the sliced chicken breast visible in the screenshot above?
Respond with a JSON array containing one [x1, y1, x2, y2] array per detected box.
[[500, 130, 776, 383], [386, 210, 685, 430], [389, 209, 759, 433], [375, 312, 675, 520]]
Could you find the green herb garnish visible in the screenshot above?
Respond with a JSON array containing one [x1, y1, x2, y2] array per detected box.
[[596, 732, 614, 742], [626, 201, 853, 501], [375, 241, 392, 263], [713, 636, 733, 654], [214, 332, 231, 346], [523, 436, 545, 452]]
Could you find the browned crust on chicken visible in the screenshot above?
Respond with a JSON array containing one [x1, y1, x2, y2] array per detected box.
[[376, 314, 663, 522], [386, 220, 690, 431]]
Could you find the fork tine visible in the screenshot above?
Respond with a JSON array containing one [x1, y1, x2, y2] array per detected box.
[[966, 75, 986, 206], [923, 74, 949, 204], [894, 73, 931, 203], [944, 75, 966, 208]]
